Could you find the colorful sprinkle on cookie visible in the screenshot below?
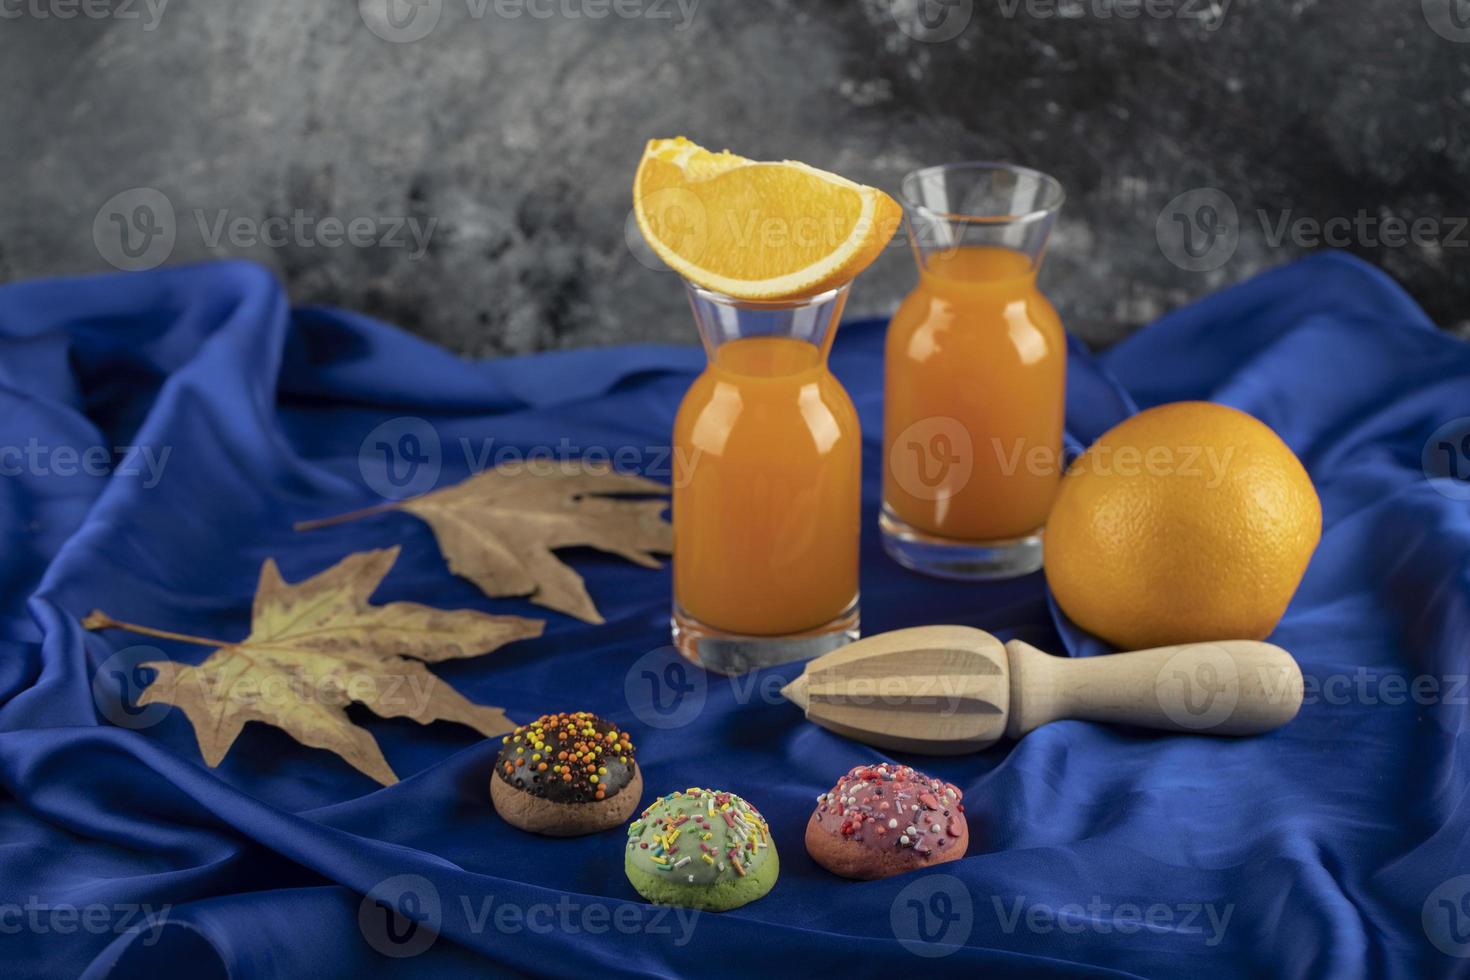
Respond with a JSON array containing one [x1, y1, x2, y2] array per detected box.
[[495, 711, 636, 805]]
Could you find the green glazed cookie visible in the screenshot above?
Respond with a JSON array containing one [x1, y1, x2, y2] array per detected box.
[[624, 788, 779, 911]]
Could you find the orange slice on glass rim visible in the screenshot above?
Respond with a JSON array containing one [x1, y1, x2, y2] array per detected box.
[[633, 136, 903, 301]]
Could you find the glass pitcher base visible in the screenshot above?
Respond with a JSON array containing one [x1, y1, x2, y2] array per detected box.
[[879, 505, 1044, 580], [671, 599, 859, 676]]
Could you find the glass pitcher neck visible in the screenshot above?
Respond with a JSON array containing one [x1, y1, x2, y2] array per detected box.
[[685, 281, 850, 371], [902, 162, 1063, 277]]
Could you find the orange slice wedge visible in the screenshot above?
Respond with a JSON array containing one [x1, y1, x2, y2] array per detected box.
[[633, 136, 902, 300]]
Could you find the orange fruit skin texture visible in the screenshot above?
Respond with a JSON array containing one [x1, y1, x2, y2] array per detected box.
[[1043, 402, 1322, 651]]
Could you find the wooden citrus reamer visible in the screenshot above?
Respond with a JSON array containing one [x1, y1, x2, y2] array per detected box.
[[780, 626, 1304, 753]]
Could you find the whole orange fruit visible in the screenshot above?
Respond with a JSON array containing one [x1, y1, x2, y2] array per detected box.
[[1044, 402, 1321, 650]]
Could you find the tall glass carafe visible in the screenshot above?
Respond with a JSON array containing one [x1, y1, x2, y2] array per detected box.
[[672, 282, 861, 675], [881, 163, 1067, 579]]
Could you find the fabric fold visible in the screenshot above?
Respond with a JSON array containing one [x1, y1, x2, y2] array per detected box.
[[0, 252, 1462, 978]]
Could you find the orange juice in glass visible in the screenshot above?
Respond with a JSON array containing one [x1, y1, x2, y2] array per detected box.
[[672, 284, 861, 673], [881, 163, 1066, 579]]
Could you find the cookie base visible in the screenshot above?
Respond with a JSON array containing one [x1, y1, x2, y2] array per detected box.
[[804, 811, 967, 880], [492, 768, 643, 837]]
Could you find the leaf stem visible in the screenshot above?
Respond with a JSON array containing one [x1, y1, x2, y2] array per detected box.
[[82, 611, 230, 649], [293, 500, 400, 532]]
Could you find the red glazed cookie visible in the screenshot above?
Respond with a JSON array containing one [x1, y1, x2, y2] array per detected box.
[[806, 763, 967, 879]]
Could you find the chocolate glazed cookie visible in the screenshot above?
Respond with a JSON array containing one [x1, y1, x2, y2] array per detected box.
[[491, 712, 642, 836]]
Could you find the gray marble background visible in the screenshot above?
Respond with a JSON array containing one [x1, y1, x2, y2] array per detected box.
[[2, 0, 1466, 355]]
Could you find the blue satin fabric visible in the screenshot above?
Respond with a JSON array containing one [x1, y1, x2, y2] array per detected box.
[[0, 254, 1465, 978]]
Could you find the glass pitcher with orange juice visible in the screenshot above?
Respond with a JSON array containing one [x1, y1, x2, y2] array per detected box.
[[881, 163, 1067, 579], [633, 135, 901, 673], [672, 284, 861, 673]]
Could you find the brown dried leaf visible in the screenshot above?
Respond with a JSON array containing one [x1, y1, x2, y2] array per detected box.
[[298, 464, 672, 624], [85, 547, 543, 785]]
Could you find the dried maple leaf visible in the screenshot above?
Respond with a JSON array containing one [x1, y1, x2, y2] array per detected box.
[[83, 547, 543, 785], [296, 464, 671, 624]]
